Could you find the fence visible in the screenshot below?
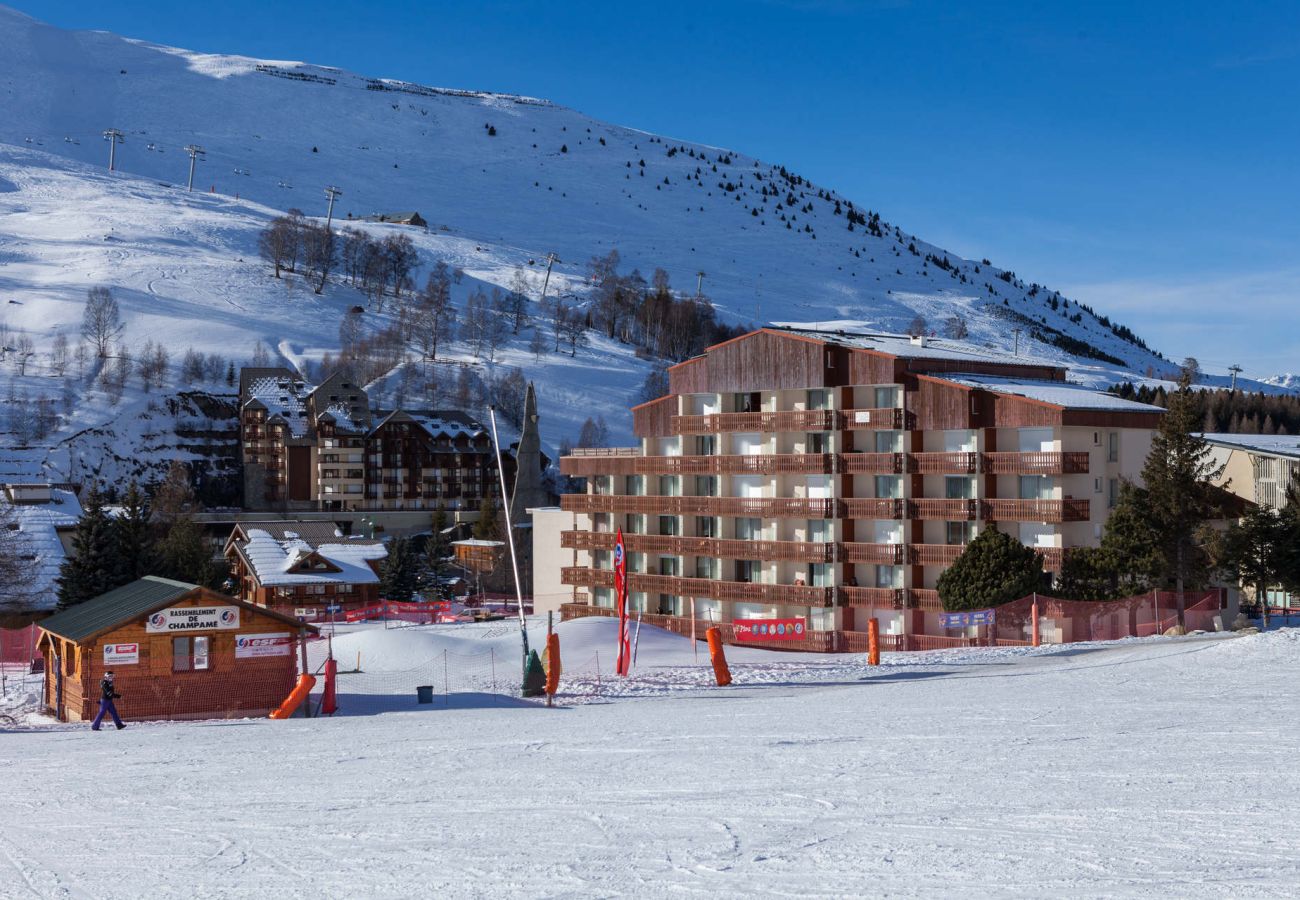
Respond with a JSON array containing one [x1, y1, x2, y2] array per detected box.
[[990, 590, 1224, 645], [0, 624, 39, 668]]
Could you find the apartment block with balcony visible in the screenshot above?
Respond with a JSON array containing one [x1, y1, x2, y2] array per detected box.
[[557, 327, 1164, 650], [364, 410, 510, 512]]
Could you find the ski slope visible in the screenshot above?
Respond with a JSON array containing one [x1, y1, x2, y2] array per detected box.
[[3, 621, 1298, 898]]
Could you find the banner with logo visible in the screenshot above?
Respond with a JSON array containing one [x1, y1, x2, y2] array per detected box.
[[145, 605, 240, 634], [102, 642, 139, 665], [939, 609, 996, 628], [732, 617, 806, 641], [234, 632, 293, 659]]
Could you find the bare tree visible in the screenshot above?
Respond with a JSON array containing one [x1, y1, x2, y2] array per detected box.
[[257, 215, 300, 279], [301, 222, 337, 295], [906, 314, 928, 337], [462, 288, 489, 359], [251, 340, 271, 367], [507, 267, 532, 333], [82, 287, 123, 357], [14, 335, 34, 375], [412, 264, 456, 361], [383, 234, 418, 300], [50, 333, 69, 376], [944, 314, 969, 340], [528, 325, 548, 360], [485, 289, 510, 362]]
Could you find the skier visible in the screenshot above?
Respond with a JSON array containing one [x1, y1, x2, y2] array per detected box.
[[91, 671, 125, 731]]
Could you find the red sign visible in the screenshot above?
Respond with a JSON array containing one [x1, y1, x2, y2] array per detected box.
[[732, 617, 807, 641]]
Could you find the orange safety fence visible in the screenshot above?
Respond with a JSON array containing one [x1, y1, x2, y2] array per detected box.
[[989, 590, 1224, 645]]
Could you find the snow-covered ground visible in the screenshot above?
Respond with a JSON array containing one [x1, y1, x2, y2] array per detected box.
[[3, 619, 1298, 898]]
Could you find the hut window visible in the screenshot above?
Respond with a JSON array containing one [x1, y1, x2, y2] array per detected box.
[[173, 637, 211, 672]]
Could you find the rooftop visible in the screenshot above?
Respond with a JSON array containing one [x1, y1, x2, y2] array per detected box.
[[1200, 433, 1300, 461], [237, 528, 388, 587], [5, 487, 82, 611], [946, 374, 1166, 412], [231, 520, 382, 549], [771, 326, 1061, 368], [38, 576, 196, 642], [244, 375, 310, 438]]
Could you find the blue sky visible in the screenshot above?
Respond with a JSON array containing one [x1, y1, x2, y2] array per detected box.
[[17, 0, 1300, 379]]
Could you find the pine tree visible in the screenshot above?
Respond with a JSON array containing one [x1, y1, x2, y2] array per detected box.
[[427, 506, 452, 578], [1098, 481, 1164, 595], [1139, 369, 1226, 625], [473, 498, 501, 540], [1053, 547, 1116, 601], [155, 517, 216, 587], [936, 526, 1044, 611], [1219, 505, 1286, 628], [113, 481, 155, 583], [379, 536, 419, 602], [56, 486, 120, 609]]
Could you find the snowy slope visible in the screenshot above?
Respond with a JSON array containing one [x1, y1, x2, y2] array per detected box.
[[0, 5, 1282, 469], [3, 625, 1299, 896]]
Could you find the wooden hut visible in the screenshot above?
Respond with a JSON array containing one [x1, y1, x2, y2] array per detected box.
[[37, 576, 317, 723]]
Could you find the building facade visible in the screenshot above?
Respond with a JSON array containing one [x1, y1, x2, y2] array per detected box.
[[365, 410, 508, 512], [224, 522, 387, 614], [557, 328, 1163, 649]]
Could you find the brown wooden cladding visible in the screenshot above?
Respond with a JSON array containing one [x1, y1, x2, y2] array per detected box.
[[671, 409, 836, 434], [846, 349, 902, 386], [667, 356, 708, 394], [631, 395, 677, 438], [908, 376, 978, 431], [668, 329, 831, 395], [563, 450, 1089, 477]]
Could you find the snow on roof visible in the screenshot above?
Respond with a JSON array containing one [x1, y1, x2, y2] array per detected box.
[[0, 449, 52, 483], [244, 376, 310, 438], [452, 539, 505, 548], [1200, 433, 1300, 460], [772, 326, 1061, 368], [5, 488, 82, 611], [946, 374, 1166, 412], [323, 402, 367, 432], [238, 528, 387, 586], [376, 409, 487, 441]]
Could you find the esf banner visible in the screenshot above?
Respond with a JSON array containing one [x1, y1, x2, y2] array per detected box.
[[234, 633, 292, 659], [145, 605, 241, 633], [733, 617, 806, 641], [939, 609, 996, 628], [102, 643, 139, 665]]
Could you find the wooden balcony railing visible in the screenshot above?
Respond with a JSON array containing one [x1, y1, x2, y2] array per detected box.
[[560, 531, 836, 562], [561, 495, 837, 518], [983, 498, 1090, 522], [670, 409, 836, 435], [559, 568, 837, 606], [841, 498, 904, 520], [840, 452, 904, 475], [910, 544, 966, 566], [841, 542, 906, 564], [909, 498, 978, 520], [565, 446, 641, 457], [908, 452, 978, 474], [909, 588, 943, 611], [982, 452, 1089, 475], [840, 408, 905, 430], [560, 453, 834, 477], [842, 586, 905, 608]]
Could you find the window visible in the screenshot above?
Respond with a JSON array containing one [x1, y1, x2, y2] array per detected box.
[[658, 515, 680, 536], [659, 557, 680, 577], [1093, 431, 1101, 446], [1094, 477, 1103, 494], [696, 516, 718, 538], [874, 386, 898, 408], [696, 435, 717, 456], [172, 636, 210, 672], [875, 476, 903, 499], [626, 475, 645, 496], [1019, 476, 1051, 500], [808, 432, 830, 453], [876, 565, 902, 588], [694, 475, 717, 496], [626, 514, 646, 535], [696, 557, 719, 579], [659, 475, 681, 497], [945, 521, 976, 545], [807, 519, 832, 542], [735, 560, 761, 583], [735, 517, 762, 540], [807, 389, 830, 410], [1108, 478, 1119, 509], [874, 431, 902, 453], [1108, 433, 1119, 463], [808, 563, 831, 587], [945, 476, 975, 500]]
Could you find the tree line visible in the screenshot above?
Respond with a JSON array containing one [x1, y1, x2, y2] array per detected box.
[[1112, 381, 1300, 436]]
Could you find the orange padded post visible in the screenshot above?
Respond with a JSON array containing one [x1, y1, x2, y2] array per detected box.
[[544, 633, 561, 697], [706, 626, 731, 686], [1031, 595, 1041, 648], [867, 618, 880, 666]]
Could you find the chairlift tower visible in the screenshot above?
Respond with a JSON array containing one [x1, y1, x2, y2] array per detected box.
[[102, 129, 124, 171], [183, 144, 206, 192]]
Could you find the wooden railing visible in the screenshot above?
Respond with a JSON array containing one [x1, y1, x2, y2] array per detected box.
[[560, 495, 837, 518], [982, 452, 1089, 475], [908, 452, 978, 474], [842, 498, 904, 519], [910, 498, 978, 520], [910, 544, 966, 566], [841, 542, 906, 564], [983, 498, 1090, 522], [842, 586, 905, 608], [670, 409, 836, 435], [840, 408, 905, 430], [840, 452, 904, 474], [559, 568, 837, 606], [560, 531, 836, 563], [560, 453, 834, 477], [566, 446, 641, 457]]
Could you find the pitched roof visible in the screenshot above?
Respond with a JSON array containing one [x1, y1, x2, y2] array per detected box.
[[770, 325, 1061, 368], [229, 520, 381, 550], [5, 487, 83, 612], [38, 576, 196, 642], [946, 374, 1166, 412], [37, 576, 317, 643], [1201, 433, 1300, 461], [235, 528, 387, 587]]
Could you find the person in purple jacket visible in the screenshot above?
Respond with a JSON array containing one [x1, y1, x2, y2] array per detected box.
[[91, 671, 125, 731]]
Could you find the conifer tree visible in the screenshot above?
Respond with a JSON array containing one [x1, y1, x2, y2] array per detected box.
[[379, 536, 419, 602], [56, 486, 119, 609], [151, 461, 217, 587], [1098, 481, 1164, 595], [1219, 505, 1286, 628], [113, 480, 155, 583], [936, 526, 1044, 611], [473, 498, 501, 541], [1138, 369, 1226, 625], [427, 506, 452, 578]]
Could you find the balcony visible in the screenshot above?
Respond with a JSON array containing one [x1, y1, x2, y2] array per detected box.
[[559, 568, 837, 607], [909, 498, 978, 520], [841, 498, 904, 519], [560, 495, 837, 518], [560, 531, 837, 563], [842, 586, 905, 608], [982, 452, 1089, 475], [840, 408, 905, 430], [670, 409, 836, 435], [841, 542, 906, 564], [910, 544, 966, 566], [560, 453, 834, 477], [908, 452, 978, 474], [840, 452, 904, 475], [983, 498, 1090, 522]]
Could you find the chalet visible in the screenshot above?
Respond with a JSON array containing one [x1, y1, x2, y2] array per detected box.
[[358, 211, 427, 228], [225, 525, 387, 613], [37, 576, 316, 722], [2, 482, 82, 612]]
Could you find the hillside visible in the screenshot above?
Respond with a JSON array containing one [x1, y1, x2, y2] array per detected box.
[[0, 5, 1266, 482]]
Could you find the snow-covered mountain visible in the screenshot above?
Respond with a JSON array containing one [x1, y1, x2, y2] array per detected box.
[[0, 5, 1273, 483], [1264, 373, 1300, 391]]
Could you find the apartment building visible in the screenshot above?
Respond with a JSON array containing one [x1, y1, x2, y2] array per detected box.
[[238, 369, 509, 514], [557, 327, 1164, 649]]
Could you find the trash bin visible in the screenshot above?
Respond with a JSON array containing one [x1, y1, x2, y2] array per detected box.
[[416, 685, 434, 704]]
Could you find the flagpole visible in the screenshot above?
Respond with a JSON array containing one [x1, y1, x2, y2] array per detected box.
[[488, 405, 529, 671]]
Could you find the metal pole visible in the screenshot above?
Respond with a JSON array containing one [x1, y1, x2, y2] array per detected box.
[[184, 144, 205, 192], [488, 405, 530, 670], [539, 252, 559, 306], [324, 185, 342, 230], [103, 129, 123, 171]]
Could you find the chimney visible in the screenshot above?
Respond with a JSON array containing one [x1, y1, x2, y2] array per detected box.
[[910, 335, 928, 348]]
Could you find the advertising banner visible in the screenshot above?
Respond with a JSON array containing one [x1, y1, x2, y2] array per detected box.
[[939, 609, 996, 628], [145, 605, 240, 634], [732, 617, 806, 641], [234, 632, 293, 659], [102, 642, 139, 665]]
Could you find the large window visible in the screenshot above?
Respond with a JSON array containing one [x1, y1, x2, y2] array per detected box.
[[874, 386, 899, 408], [659, 475, 681, 497], [696, 516, 719, 538], [874, 431, 902, 453], [946, 521, 977, 545], [735, 560, 762, 583], [945, 476, 975, 500], [875, 476, 903, 499], [735, 517, 762, 540], [807, 519, 832, 542], [658, 515, 680, 536], [1108, 433, 1120, 463], [807, 389, 831, 410], [172, 636, 210, 673]]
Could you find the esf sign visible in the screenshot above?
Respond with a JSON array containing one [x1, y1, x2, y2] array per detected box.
[[102, 643, 139, 665], [145, 605, 241, 634], [939, 609, 996, 628], [234, 632, 292, 659]]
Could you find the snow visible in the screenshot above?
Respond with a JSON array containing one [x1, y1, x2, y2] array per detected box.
[[3, 619, 1299, 896], [948, 373, 1167, 412], [2, 487, 81, 611], [1200, 432, 1300, 461], [235, 527, 387, 586]]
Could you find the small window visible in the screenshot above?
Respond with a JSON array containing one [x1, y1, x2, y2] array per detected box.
[[173, 637, 192, 672], [1093, 431, 1101, 446], [1108, 478, 1119, 509], [1094, 477, 1103, 494], [173, 636, 211, 673], [1108, 433, 1119, 463]]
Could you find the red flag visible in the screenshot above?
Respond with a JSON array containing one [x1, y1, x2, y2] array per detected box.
[[613, 529, 631, 676]]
